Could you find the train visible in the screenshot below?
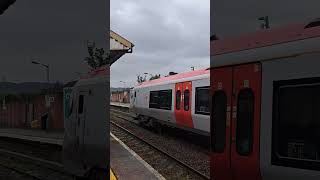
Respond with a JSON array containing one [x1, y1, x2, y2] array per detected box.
[[211, 20, 320, 180], [130, 68, 210, 136], [63, 65, 109, 179]]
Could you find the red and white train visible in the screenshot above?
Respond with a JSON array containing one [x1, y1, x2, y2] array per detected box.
[[130, 69, 210, 136], [211, 20, 320, 180]]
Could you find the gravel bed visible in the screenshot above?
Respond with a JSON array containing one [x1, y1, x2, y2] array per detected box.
[[0, 164, 36, 180], [111, 123, 208, 180], [0, 154, 72, 180], [0, 137, 62, 163], [110, 113, 210, 178]]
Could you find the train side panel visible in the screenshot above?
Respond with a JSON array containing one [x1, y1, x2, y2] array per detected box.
[[132, 74, 210, 135], [191, 77, 210, 134], [134, 83, 176, 124], [260, 53, 320, 180], [63, 67, 109, 176]]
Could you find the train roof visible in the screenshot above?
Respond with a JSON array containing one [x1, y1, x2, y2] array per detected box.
[[136, 68, 209, 88], [76, 65, 109, 86], [110, 30, 134, 65], [211, 20, 320, 68]]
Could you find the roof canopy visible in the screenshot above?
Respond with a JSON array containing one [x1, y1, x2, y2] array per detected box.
[[110, 30, 134, 65]]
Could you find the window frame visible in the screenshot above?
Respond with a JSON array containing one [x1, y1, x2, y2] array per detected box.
[[212, 90, 227, 153], [176, 90, 181, 110], [236, 88, 254, 156], [272, 77, 320, 171], [184, 89, 190, 111], [195, 86, 210, 115], [149, 89, 172, 110], [78, 94, 84, 114], [149, 91, 159, 108]]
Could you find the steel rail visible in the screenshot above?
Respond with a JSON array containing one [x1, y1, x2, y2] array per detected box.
[[110, 121, 210, 180]]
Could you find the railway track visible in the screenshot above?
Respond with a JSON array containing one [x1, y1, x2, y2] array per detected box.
[[110, 109, 137, 122], [110, 120, 210, 180], [110, 108, 210, 151], [0, 136, 73, 180], [0, 147, 72, 180]]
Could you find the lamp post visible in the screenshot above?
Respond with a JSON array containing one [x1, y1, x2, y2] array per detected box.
[[31, 60, 51, 130], [31, 60, 50, 83]]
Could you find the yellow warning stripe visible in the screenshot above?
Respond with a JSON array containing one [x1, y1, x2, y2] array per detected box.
[[110, 169, 117, 180]]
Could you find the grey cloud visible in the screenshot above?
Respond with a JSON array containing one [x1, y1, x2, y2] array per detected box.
[[111, 0, 210, 87], [212, 0, 320, 38], [0, 0, 108, 83]]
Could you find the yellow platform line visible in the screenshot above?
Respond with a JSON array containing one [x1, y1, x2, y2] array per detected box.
[[110, 169, 117, 180]]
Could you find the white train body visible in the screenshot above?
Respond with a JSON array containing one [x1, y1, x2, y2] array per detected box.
[[211, 22, 320, 180], [131, 69, 210, 136], [63, 65, 109, 177]]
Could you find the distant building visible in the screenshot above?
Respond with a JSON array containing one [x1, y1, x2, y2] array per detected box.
[[0, 82, 64, 130], [111, 88, 131, 103]]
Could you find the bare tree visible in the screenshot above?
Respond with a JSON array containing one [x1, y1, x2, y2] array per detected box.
[[84, 42, 109, 69], [149, 74, 161, 80], [136, 74, 147, 84]]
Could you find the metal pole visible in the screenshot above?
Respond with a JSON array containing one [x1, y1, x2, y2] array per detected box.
[[46, 66, 49, 83], [265, 16, 270, 29]]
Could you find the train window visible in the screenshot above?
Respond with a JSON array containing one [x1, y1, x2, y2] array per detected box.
[[184, 90, 190, 111], [272, 77, 320, 170], [78, 95, 84, 114], [68, 97, 73, 117], [176, 90, 181, 110], [149, 90, 172, 110], [212, 91, 227, 153], [149, 91, 159, 108], [195, 87, 209, 115], [159, 90, 172, 110], [236, 89, 254, 156]]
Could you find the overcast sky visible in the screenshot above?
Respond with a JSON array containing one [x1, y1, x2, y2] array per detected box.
[[1, 1, 318, 86], [0, 1, 108, 83], [211, 0, 320, 38], [110, 0, 210, 88]]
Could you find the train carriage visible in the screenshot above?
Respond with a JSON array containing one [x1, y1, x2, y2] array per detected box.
[[211, 20, 320, 180], [131, 69, 210, 136], [63, 65, 109, 178]]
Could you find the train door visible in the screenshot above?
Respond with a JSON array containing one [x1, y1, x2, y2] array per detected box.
[[175, 81, 193, 128], [76, 91, 87, 160], [231, 63, 261, 180], [211, 63, 261, 180], [211, 67, 233, 180]]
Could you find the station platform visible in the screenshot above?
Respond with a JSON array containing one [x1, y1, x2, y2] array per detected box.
[[110, 133, 165, 180], [110, 102, 130, 108], [0, 128, 63, 145]]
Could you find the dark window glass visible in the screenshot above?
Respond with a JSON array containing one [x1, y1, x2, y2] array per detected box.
[[212, 91, 227, 153], [134, 91, 136, 97], [159, 90, 172, 110], [69, 98, 73, 116], [184, 90, 190, 111], [236, 89, 254, 156], [272, 77, 320, 170], [78, 95, 84, 114], [149, 91, 159, 108], [176, 90, 181, 110], [149, 90, 172, 110], [195, 87, 210, 115]]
